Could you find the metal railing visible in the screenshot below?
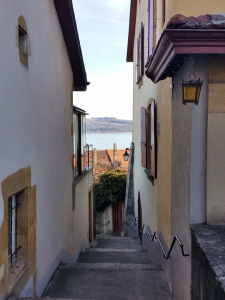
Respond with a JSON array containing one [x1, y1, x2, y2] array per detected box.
[[120, 220, 130, 231], [83, 144, 93, 170], [141, 225, 189, 260], [96, 220, 110, 227]]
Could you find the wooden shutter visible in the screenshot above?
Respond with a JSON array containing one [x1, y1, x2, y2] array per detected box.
[[136, 38, 139, 83], [141, 107, 147, 168], [140, 23, 144, 76], [151, 100, 156, 178], [148, 0, 154, 56]]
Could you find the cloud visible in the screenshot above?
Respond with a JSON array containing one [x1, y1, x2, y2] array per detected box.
[[73, 64, 133, 120], [72, 0, 133, 120]]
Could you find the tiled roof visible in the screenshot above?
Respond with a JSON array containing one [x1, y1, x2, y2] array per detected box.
[[167, 14, 225, 29], [107, 150, 129, 170]]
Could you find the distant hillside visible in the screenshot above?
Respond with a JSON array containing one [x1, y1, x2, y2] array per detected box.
[[86, 117, 132, 133]]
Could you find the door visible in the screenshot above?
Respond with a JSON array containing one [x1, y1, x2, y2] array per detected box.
[[138, 192, 142, 244]]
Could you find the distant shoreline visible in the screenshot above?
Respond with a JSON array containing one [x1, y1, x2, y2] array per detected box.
[[86, 131, 132, 134]]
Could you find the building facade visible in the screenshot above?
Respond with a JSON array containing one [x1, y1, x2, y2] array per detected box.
[[0, 1, 93, 298], [127, 1, 225, 299]]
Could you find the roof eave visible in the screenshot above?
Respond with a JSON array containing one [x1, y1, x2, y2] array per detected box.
[[53, 0, 89, 91], [126, 0, 137, 62], [146, 29, 225, 83]]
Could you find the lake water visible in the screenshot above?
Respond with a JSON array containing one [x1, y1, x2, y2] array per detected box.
[[86, 132, 132, 150]]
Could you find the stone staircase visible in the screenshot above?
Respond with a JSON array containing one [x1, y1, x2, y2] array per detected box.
[[40, 235, 171, 300]]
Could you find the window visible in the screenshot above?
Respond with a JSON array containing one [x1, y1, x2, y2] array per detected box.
[[140, 99, 157, 178], [1, 167, 36, 297], [148, 0, 155, 57], [17, 16, 31, 66], [73, 106, 93, 178], [8, 195, 21, 267], [136, 23, 144, 84]]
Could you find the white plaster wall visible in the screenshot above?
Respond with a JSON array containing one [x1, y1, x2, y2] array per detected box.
[[132, 1, 157, 231], [70, 171, 93, 254], [0, 0, 85, 290]]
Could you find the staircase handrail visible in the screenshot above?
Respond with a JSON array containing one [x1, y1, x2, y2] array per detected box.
[[142, 226, 189, 260]]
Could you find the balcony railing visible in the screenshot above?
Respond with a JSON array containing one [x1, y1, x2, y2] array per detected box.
[[82, 144, 94, 171]]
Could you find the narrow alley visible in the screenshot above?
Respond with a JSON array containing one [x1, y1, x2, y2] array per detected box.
[[37, 217, 170, 300]]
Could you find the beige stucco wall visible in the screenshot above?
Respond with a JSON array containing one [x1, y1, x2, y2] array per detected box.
[[132, 0, 173, 248], [156, 78, 172, 244], [62, 170, 93, 258], [132, 0, 158, 233], [70, 171, 93, 254], [207, 55, 225, 224]]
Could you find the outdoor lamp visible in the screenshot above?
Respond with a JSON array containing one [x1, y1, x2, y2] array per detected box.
[[123, 148, 130, 161], [181, 73, 203, 105]]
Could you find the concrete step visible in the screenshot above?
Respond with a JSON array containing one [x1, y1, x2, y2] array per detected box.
[[60, 263, 154, 270], [16, 298, 96, 300], [77, 248, 152, 264], [92, 236, 141, 249], [42, 267, 171, 299]]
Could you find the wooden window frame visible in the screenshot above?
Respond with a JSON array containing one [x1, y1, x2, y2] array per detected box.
[[140, 99, 157, 178], [147, 0, 156, 58], [136, 23, 144, 84], [17, 16, 31, 67], [73, 106, 91, 180]]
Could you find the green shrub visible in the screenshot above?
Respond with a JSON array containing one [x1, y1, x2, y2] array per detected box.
[[94, 169, 127, 211]]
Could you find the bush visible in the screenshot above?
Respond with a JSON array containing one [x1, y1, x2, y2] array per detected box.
[[94, 169, 127, 211]]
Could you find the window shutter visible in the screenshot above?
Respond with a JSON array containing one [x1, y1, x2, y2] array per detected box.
[[148, 0, 154, 57], [151, 100, 156, 178], [140, 23, 144, 76], [136, 38, 139, 83], [141, 107, 147, 168]]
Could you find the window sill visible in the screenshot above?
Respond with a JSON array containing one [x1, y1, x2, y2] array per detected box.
[[144, 168, 153, 179], [74, 167, 93, 186], [8, 261, 26, 290]]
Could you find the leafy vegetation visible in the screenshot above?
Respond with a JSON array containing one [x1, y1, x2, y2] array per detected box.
[[94, 169, 127, 211]]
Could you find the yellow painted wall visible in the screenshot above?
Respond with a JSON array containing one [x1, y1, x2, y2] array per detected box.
[[154, 0, 225, 244], [207, 55, 225, 224], [156, 78, 172, 244], [165, 0, 225, 28], [132, 0, 158, 233]]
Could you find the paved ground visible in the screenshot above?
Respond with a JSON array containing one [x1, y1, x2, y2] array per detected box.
[[42, 216, 171, 300]]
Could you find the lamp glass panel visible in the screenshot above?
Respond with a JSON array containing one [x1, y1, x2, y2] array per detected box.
[[196, 86, 201, 101], [184, 86, 196, 101]]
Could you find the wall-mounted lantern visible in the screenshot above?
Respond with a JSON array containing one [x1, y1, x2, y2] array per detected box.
[[181, 73, 203, 105], [123, 148, 130, 161]]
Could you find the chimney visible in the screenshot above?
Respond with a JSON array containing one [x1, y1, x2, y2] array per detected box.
[[113, 143, 117, 163]]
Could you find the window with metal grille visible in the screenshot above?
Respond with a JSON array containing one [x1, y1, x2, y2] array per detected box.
[[8, 195, 21, 268]]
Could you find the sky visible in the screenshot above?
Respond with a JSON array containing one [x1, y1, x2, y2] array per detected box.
[[72, 0, 133, 120]]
